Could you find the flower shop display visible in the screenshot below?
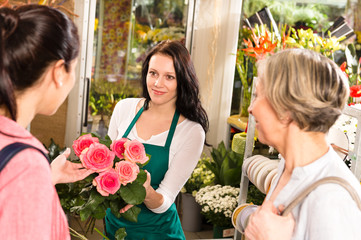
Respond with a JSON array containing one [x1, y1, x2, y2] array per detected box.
[[70, 133, 150, 240], [180, 154, 215, 232], [195, 185, 239, 238]]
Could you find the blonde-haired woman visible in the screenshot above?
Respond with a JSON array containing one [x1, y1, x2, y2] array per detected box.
[[245, 48, 361, 240]]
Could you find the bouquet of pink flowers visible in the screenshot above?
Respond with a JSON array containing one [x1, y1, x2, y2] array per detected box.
[[70, 133, 150, 239]]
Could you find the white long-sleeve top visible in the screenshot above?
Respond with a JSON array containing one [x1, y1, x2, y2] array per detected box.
[[266, 147, 361, 240], [108, 98, 205, 213]]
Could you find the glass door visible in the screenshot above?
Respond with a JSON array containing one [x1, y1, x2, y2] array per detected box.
[[84, 0, 191, 137]]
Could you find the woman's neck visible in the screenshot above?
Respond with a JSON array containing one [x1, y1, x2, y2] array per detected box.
[[147, 100, 177, 118], [14, 91, 38, 128], [278, 123, 329, 174]]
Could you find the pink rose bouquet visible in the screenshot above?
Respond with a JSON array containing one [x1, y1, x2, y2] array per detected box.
[[70, 134, 150, 238]]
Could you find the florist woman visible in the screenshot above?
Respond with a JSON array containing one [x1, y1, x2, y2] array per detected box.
[[105, 40, 209, 239]]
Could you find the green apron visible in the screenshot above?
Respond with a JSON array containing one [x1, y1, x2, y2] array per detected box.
[[105, 106, 185, 240]]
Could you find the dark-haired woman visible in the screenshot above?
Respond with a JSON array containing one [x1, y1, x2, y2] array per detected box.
[[106, 40, 209, 239], [0, 5, 92, 239]]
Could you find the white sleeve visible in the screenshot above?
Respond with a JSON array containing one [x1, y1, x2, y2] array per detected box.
[[149, 123, 205, 213], [108, 101, 121, 141]]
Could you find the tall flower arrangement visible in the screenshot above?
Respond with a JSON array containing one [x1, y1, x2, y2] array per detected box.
[[236, 23, 344, 118], [70, 134, 150, 239]]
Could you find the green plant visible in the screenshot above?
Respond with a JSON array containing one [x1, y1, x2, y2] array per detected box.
[[247, 184, 266, 206], [204, 141, 243, 187], [89, 81, 140, 118], [181, 153, 215, 196]]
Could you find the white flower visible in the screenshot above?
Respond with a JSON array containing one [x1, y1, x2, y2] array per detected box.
[[195, 185, 239, 226], [333, 104, 360, 151]]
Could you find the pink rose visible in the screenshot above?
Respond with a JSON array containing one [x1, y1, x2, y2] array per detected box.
[[124, 140, 149, 164], [80, 142, 115, 172], [110, 138, 128, 159], [115, 161, 139, 186], [72, 134, 99, 157], [92, 169, 121, 196]]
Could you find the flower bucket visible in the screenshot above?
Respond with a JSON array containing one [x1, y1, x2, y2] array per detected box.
[[181, 193, 202, 232]]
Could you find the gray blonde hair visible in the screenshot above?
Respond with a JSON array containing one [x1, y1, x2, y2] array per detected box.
[[257, 48, 349, 133]]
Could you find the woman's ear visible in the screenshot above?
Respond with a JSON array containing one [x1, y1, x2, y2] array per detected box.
[[52, 59, 66, 88], [280, 111, 292, 125]]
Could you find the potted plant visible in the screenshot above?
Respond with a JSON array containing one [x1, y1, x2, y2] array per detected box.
[[180, 154, 215, 232], [195, 185, 239, 238]]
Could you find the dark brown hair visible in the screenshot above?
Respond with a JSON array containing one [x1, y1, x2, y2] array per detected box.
[[0, 5, 79, 120]]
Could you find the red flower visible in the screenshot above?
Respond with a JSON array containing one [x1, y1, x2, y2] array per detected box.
[[350, 85, 361, 98], [340, 62, 347, 72]]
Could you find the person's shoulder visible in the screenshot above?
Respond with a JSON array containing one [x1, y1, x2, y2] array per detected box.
[[1, 147, 51, 186], [176, 119, 205, 141], [180, 119, 204, 132], [116, 98, 141, 106], [304, 178, 361, 213], [114, 98, 142, 111]]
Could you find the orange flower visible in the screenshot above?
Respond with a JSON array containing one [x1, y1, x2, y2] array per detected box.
[[242, 29, 278, 60]]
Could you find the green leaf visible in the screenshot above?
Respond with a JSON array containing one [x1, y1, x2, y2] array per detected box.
[[119, 183, 146, 205], [79, 207, 92, 221], [211, 149, 223, 170], [133, 170, 147, 185], [86, 190, 105, 212], [115, 228, 127, 240], [120, 205, 141, 222], [204, 161, 220, 184], [221, 168, 241, 187], [109, 200, 122, 218], [92, 203, 107, 219], [345, 44, 358, 68]]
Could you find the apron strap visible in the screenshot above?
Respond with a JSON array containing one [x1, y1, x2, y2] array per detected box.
[[165, 111, 180, 148], [123, 106, 144, 138]]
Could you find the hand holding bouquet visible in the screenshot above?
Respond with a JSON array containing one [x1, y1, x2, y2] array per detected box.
[[70, 133, 150, 239]]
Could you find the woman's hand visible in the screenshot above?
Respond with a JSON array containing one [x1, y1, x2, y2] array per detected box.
[[245, 200, 295, 240], [119, 170, 160, 213], [51, 148, 94, 185]]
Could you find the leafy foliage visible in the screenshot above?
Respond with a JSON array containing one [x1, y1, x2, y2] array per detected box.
[[204, 141, 244, 187]]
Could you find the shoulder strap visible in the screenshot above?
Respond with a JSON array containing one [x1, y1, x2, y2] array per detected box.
[[0, 142, 50, 172], [164, 110, 180, 148], [123, 106, 144, 138], [281, 176, 361, 216]]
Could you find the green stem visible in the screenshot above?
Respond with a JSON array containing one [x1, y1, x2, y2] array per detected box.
[[94, 227, 110, 240]]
